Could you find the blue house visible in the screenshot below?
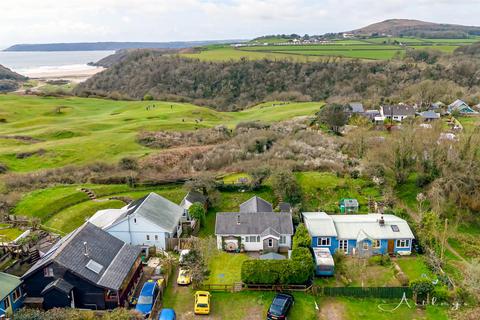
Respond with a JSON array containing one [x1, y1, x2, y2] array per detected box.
[[0, 272, 24, 317], [447, 100, 477, 115], [302, 212, 414, 256]]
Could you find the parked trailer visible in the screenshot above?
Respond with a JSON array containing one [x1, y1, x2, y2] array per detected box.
[[313, 248, 334, 276]]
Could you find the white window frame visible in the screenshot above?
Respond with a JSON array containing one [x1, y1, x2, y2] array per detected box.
[[44, 266, 54, 277], [362, 241, 369, 250], [279, 235, 286, 245], [338, 240, 348, 254], [155, 235, 159, 241], [317, 237, 331, 246], [268, 239, 273, 247], [396, 239, 410, 248], [13, 288, 21, 302], [3, 296, 10, 309], [373, 240, 381, 248], [146, 235, 150, 241]]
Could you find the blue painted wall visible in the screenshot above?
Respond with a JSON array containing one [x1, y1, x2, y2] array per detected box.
[[311, 236, 412, 255], [0, 287, 24, 317]]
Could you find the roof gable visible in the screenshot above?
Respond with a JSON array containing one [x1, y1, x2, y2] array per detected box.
[[215, 212, 293, 235], [240, 196, 273, 213], [132, 193, 185, 232], [23, 223, 141, 290], [0, 272, 21, 300]]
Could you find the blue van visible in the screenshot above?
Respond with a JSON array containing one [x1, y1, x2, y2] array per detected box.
[[135, 280, 159, 317]]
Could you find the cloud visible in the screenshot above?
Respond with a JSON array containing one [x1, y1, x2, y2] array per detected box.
[[0, 0, 478, 47]]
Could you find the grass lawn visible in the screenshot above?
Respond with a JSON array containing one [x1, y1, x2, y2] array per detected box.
[[44, 199, 125, 233], [297, 172, 382, 213], [222, 172, 252, 184], [457, 116, 480, 134], [0, 95, 321, 172], [395, 173, 422, 211], [0, 227, 24, 242], [318, 297, 449, 320], [394, 256, 433, 282], [204, 252, 250, 285], [162, 282, 318, 320]]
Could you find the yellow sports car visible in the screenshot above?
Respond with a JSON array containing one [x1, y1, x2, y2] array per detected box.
[[194, 291, 211, 315], [176, 268, 192, 285]]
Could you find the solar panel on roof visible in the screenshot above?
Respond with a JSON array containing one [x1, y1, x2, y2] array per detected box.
[[86, 259, 104, 274], [391, 225, 400, 232]]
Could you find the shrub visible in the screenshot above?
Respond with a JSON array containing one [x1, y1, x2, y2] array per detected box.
[[143, 94, 153, 101], [271, 169, 302, 204], [241, 254, 314, 285], [188, 202, 206, 226], [368, 254, 391, 266], [292, 223, 311, 249], [433, 286, 451, 303], [410, 279, 434, 301], [118, 157, 138, 170]]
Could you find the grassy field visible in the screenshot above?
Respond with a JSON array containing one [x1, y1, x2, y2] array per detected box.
[[13, 170, 382, 234], [394, 256, 433, 281], [181, 36, 478, 61], [297, 172, 382, 213], [0, 95, 321, 172]]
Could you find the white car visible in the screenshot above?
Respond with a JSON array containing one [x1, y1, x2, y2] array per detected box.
[[179, 249, 190, 264]]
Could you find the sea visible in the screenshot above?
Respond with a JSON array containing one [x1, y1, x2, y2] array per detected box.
[[0, 51, 114, 78]]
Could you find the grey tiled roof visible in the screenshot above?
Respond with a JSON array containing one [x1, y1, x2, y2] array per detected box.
[[279, 202, 292, 213], [131, 193, 185, 233], [382, 105, 415, 116], [420, 111, 440, 119], [348, 102, 364, 113], [97, 244, 141, 290], [23, 223, 141, 291], [240, 196, 273, 213], [41, 279, 74, 295], [184, 191, 207, 205], [215, 212, 293, 235]]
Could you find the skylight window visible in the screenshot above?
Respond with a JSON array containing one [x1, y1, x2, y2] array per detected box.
[[391, 225, 400, 232], [86, 259, 104, 274]]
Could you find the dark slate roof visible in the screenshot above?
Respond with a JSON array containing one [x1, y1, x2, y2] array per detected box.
[[184, 191, 207, 205], [348, 102, 364, 113], [279, 202, 292, 213], [22, 223, 141, 291], [215, 212, 293, 235], [41, 279, 74, 295], [382, 105, 415, 116], [239, 196, 273, 213]]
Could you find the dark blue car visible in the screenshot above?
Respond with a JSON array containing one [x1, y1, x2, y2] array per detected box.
[[158, 308, 176, 320], [135, 280, 159, 317]]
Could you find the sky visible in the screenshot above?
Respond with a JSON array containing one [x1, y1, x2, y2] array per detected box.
[[1, 0, 479, 48]]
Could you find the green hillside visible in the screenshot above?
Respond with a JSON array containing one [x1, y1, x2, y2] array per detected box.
[[0, 95, 321, 172]]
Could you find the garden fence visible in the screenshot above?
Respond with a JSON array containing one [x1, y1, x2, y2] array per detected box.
[[318, 286, 412, 299]]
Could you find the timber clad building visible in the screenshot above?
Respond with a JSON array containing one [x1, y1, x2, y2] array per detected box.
[[21, 223, 142, 310]]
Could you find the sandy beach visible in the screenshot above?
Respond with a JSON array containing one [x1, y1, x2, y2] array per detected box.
[[23, 66, 105, 83]]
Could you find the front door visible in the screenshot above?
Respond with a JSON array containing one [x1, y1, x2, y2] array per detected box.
[[388, 240, 395, 254], [339, 240, 348, 254]]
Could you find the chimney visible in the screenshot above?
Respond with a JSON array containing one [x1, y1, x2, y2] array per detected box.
[[83, 241, 89, 257], [379, 215, 385, 226], [237, 214, 241, 225]]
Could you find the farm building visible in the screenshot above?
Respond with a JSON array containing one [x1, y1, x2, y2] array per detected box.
[[215, 196, 293, 253], [21, 223, 142, 310], [448, 100, 477, 114], [339, 198, 359, 213], [0, 272, 24, 317], [302, 212, 414, 256], [88, 192, 186, 251]]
